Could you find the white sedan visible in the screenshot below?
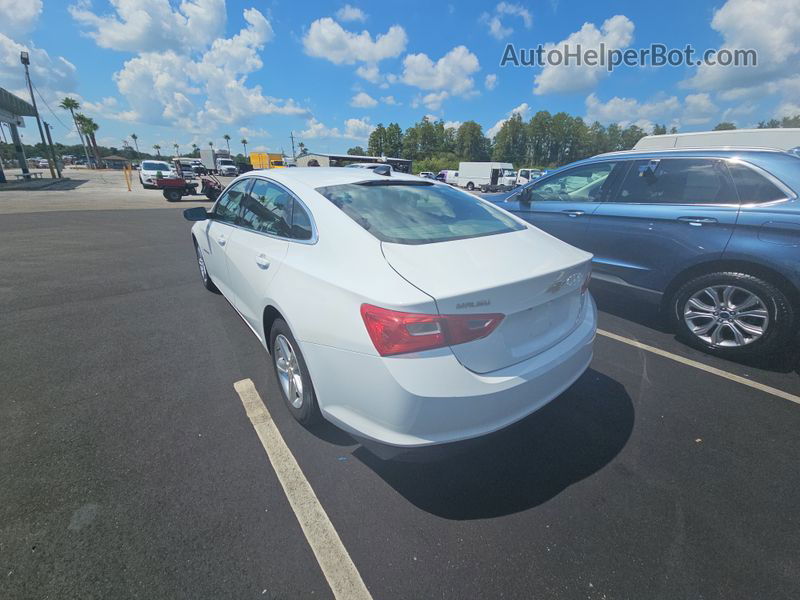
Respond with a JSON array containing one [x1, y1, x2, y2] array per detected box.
[[139, 160, 175, 189], [184, 168, 596, 453]]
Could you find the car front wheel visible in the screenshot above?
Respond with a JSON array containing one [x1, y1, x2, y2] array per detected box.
[[671, 271, 795, 357], [193, 240, 218, 292], [270, 319, 321, 426]]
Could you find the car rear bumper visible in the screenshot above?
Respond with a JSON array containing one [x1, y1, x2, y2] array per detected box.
[[301, 295, 597, 448]]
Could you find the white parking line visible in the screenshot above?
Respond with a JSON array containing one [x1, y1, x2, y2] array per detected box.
[[233, 379, 373, 600], [597, 329, 800, 406]]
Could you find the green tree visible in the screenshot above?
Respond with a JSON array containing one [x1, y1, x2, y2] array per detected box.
[[367, 123, 387, 156], [713, 122, 737, 130], [492, 114, 529, 165], [455, 121, 489, 161], [59, 97, 91, 165], [130, 133, 141, 158], [223, 134, 231, 153], [153, 144, 161, 156], [652, 124, 668, 135], [384, 123, 403, 157], [346, 146, 366, 155], [241, 138, 248, 156]]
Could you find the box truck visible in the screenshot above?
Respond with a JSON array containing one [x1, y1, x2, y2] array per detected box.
[[457, 162, 516, 192], [250, 152, 285, 169], [199, 148, 237, 176]]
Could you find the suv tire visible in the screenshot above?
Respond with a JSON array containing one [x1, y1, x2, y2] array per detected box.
[[670, 271, 795, 357]]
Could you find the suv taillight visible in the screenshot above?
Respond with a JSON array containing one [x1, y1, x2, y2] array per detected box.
[[360, 304, 504, 356]]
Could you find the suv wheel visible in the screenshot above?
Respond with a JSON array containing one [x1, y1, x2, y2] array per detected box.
[[670, 271, 795, 357], [270, 319, 321, 426]]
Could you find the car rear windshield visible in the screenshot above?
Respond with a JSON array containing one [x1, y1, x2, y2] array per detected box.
[[316, 181, 526, 244]]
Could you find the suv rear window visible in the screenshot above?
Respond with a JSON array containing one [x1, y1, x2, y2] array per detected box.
[[316, 182, 525, 245], [727, 162, 786, 203]]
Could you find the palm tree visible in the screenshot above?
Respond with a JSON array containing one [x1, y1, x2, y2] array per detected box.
[[191, 143, 199, 157], [241, 138, 248, 156], [130, 133, 140, 158], [153, 144, 161, 156], [59, 97, 91, 166], [76, 113, 102, 167], [223, 134, 231, 153], [173, 143, 180, 157]]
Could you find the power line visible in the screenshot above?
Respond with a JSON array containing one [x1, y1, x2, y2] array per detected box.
[[32, 83, 70, 131]]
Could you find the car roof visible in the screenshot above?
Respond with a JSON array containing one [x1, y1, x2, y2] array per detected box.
[[239, 167, 421, 188]]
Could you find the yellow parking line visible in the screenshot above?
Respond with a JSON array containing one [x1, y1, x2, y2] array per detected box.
[[597, 329, 800, 406], [234, 379, 373, 600]]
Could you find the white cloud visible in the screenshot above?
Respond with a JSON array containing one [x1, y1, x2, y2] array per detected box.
[[0, 34, 78, 106], [336, 4, 367, 22], [380, 95, 398, 105], [412, 91, 449, 111], [0, 0, 42, 35], [533, 15, 634, 95], [444, 120, 463, 130], [402, 45, 480, 97], [303, 18, 406, 65], [355, 63, 381, 83], [69, 0, 226, 53], [685, 0, 800, 95], [484, 73, 497, 90], [585, 92, 722, 131], [79, 7, 306, 129], [350, 91, 378, 107], [300, 116, 374, 140], [487, 102, 530, 138], [480, 3, 532, 40], [238, 126, 269, 138]]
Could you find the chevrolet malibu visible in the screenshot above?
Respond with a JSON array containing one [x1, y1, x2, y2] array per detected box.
[[184, 168, 596, 452]]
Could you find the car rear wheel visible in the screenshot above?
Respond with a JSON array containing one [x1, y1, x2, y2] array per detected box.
[[671, 271, 795, 357], [164, 189, 182, 202], [270, 319, 321, 426], [193, 240, 218, 292], [466, 182, 474, 191]]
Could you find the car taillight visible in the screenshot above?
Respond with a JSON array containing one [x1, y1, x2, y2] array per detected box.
[[360, 304, 504, 356]]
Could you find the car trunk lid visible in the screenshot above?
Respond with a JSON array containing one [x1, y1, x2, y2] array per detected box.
[[381, 228, 592, 373]]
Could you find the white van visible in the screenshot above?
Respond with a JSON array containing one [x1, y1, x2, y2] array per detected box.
[[634, 128, 800, 152], [457, 162, 515, 192], [436, 169, 459, 185], [515, 168, 543, 186]]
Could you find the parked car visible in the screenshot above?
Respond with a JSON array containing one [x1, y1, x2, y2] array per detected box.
[[418, 171, 436, 179], [139, 160, 175, 189], [36, 159, 50, 169], [184, 168, 595, 456], [436, 169, 459, 185], [497, 148, 800, 358]]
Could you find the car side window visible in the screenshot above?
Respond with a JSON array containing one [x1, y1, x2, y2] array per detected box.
[[615, 158, 737, 204], [240, 179, 293, 237], [530, 162, 619, 203], [290, 202, 313, 240], [213, 179, 251, 223], [727, 162, 786, 203]]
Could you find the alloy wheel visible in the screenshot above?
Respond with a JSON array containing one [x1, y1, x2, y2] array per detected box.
[[274, 334, 304, 408], [683, 285, 769, 347]]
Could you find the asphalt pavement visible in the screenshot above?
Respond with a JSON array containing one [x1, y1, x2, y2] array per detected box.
[[1, 206, 798, 600]]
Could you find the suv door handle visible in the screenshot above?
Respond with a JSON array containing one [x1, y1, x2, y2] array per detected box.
[[216, 234, 227, 246], [677, 216, 718, 226], [562, 210, 585, 217], [255, 254, 270, 269]]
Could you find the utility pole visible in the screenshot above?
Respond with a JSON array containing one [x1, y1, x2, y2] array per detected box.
[[9, 123, 29, 175], [290, 131, 296, 160], [20, 51, 57, 178], [43, 122, 62, 178]]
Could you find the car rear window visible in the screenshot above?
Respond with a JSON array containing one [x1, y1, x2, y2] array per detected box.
[[142, 161, 169, 171], [316, 181, 525, 245]]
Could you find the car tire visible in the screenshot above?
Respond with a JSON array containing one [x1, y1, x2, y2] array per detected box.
[[270, 319, 321, 426], [670, 271, 795, 357], [466, 182, 475, 191], [193, 239, 218, 293]]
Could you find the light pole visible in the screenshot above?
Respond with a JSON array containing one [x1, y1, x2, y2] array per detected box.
[[20, 51, 57, 178]]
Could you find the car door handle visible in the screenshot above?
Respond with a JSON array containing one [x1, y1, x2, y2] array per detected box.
[[215, 234, 227, 246], [677, 216, 718, 226], [255, 254, 270, 269], [562, 210, 585, 217]]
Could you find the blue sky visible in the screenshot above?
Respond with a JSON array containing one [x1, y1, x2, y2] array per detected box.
[[1, 0, 798, 155]]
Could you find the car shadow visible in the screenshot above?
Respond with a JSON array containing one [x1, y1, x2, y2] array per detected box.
[[354, 369, 634, 520]]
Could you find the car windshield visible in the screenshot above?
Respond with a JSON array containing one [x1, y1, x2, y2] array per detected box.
[[317, 181, 526, 245], [502, 169, 516, 176], [142, 161, 169, 171], [219, 159, 234, 165]]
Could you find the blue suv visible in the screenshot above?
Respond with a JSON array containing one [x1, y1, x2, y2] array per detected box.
[[497, 148, 800, 358]]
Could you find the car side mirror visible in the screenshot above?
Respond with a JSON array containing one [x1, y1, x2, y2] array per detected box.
[[183, 207, 211, 221]]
